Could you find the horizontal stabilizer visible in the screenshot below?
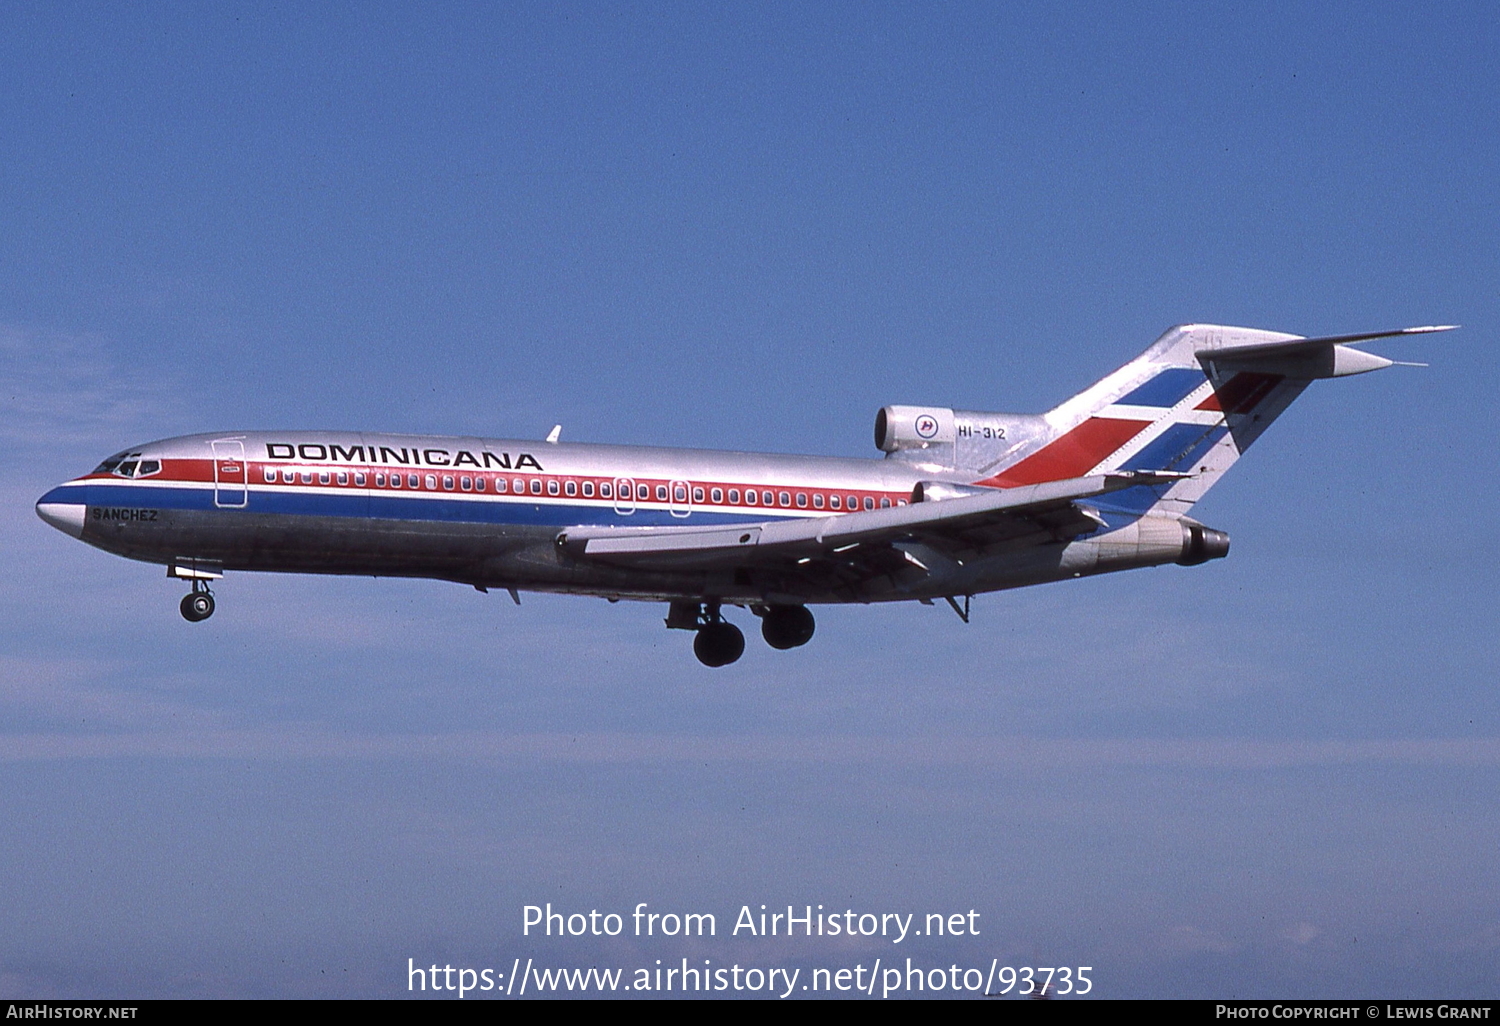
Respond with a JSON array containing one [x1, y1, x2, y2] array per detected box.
[[1206, 324, 1456, 362]]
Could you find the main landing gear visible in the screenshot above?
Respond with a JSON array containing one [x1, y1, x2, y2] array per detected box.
[[180, 580, 215, 622], [666, 601, 816, 667], [694, 619, 745, 668], [757, 604, 815, 650]]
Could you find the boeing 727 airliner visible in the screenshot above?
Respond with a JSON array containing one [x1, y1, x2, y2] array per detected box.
[[36, 323, 1445, 665]]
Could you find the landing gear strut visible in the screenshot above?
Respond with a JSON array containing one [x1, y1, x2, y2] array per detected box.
[[667, 600, 745, 667], [180, 580, 215, 622]]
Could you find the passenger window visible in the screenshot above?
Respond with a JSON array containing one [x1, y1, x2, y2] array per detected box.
[[880, 497, 891, 508], [475, 478, 486, 491], [425, 474, 437, 489], [583, 481, 594, 497], [409, 474, 420, 488], [375, 473, 385, 487], [778, 491, 790, 507], [391, 474, 401, 488], [283, 469, 295, 483], [711, 488, 723, 503], [763, 491, 774, 505], [796, 493, 807, 508], [848, 495, 858, 509], [896, 498, 907, 506], [494, 478, 506, 493], [442, 475, 454, 490], [319, 472, 331, 485], [813, 494, 824, 509], [638, 484, 649, 500], [600, 482, 612, 498], [547, 480, 560, 496], [692, 486, 704, 503], [460, 476, 472, 491], [830, 495, 841, 510], [655, 485, 667, 501], [864, 496, 874, 510], [264, 468, 277, 483], [531, 479, 542, 495], [355, 473, 366, 486], [673, 485, 686, 502], [565, 480, 576, 496], [336, 472, 348, 485], [301, 472, 313, 484]]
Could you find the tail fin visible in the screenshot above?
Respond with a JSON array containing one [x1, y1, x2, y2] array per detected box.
[[972, 323, 1450, 520]]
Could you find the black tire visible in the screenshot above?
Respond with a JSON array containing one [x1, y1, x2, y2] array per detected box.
[[761, 605, 815, 650], [693, 622, 745, 667], [180, 592, 215, 622]]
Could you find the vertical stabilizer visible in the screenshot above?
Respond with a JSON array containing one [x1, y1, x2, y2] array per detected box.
[[970, 324, 1446, 520]]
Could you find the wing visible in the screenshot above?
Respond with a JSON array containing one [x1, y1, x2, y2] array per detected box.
[[556, 471, 1184, 597]]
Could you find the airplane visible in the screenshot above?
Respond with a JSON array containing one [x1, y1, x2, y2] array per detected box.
[[35, 322, 1446, 666]]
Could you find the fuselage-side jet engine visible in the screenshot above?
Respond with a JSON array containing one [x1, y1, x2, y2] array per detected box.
[[37, 323, 1447, 666]]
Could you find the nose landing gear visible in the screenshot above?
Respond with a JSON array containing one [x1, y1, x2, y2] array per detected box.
[[180, 580, 215, 622]]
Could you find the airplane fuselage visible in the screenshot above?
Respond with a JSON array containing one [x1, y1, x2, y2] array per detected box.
[[44, 322, 1430, 664], [37, 429, 1179, 607]]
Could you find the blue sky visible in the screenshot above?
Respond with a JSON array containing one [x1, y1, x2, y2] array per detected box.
[[2, 2, 1498, 998]]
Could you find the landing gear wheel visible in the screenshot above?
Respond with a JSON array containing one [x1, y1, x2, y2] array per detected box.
[[180, 591, 215, 622], [694, 621, 745, 667], [761, 605, 815, 650]]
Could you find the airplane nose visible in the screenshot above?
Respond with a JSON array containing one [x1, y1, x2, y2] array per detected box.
[[36, 484, 88, 539]]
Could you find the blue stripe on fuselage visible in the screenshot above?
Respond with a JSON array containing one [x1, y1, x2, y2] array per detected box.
[[83, 482, 795, 528], [39, 484, 92, 506]]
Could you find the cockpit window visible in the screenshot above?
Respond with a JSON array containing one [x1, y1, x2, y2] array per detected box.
[[93, 452, 129, 475], [94, 452, 160, 478]]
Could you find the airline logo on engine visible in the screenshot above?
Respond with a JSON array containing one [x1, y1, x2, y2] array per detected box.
[[914, 414, 940, 439]]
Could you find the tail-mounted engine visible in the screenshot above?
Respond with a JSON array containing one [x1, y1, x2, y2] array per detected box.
[[874, 406, 955, 453], [877, 405, 1053, 471]]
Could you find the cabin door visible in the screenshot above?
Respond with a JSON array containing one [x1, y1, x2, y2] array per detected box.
[[212, 439, 248, 508]]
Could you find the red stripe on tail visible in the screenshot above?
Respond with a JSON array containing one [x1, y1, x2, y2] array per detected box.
[[979, 417, 1151, 487]]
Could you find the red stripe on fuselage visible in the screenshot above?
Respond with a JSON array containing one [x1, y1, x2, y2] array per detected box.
[[89, 458, 912, 512], [978, 417, 1151, 488]]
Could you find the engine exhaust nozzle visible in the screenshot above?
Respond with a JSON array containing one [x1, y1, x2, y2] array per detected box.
[[1178, 522, 1231, 566]]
